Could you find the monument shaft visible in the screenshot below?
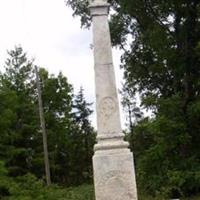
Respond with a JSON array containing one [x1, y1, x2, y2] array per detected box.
[[89, 1, 138, 200], [92, 6, 122, 141]]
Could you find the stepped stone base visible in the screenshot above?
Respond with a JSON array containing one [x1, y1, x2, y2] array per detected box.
[[93, 148, 138, 200]]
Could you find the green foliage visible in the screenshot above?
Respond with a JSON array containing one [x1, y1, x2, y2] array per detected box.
[[0, 171, 94, 200], [121, 82, 143, 131], [69, 87, 95, 184], [0, 46, 95, 188], [65, 0, 90, 28], [130, 96, 200, 198], [0, 161, 7, 176], [0, 46, 38, 177], [66, 0, 200, 198]]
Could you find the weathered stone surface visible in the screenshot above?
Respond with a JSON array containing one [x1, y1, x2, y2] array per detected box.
[[89, 0, 138, 199], [93, 151, 137, 200]]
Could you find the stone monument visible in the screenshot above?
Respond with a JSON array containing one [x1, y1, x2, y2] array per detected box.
[[89, 0, 138, 200]]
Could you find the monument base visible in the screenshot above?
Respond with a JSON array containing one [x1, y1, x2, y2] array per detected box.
[[93, 148, 138, 200]]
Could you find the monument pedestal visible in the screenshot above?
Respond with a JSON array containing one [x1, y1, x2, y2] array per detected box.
[[93, 149, 137, 200]]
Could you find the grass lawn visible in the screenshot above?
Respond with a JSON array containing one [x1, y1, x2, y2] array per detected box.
[[139, 194, 200, 200]]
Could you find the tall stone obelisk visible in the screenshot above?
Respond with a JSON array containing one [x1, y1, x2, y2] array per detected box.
[[89, 0, 138, 200]]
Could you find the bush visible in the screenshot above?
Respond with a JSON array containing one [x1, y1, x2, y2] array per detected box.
[[0, 171, 94, 200]]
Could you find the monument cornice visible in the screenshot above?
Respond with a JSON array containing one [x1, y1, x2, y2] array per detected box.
[[89, 3, 110, 16], [89, 0, 109, 6]]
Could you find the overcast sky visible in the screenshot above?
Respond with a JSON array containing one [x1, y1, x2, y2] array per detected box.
[[0, 0, 125, 127]]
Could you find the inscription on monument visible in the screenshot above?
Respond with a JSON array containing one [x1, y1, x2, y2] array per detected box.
[[96, 171, 135, 200]]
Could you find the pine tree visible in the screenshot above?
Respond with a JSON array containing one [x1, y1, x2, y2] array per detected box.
[[0, 46, 38, 176], [71, 87, 95, 184]]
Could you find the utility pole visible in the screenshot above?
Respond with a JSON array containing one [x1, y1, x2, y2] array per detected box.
[[35, 66, 51, 186]]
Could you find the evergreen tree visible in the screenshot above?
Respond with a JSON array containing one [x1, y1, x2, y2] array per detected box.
[[0, 46, 38, 177], [71, 87, 95, 184], [0, 46, 96, 188]]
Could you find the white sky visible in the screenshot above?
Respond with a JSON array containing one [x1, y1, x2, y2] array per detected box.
[[0, 0, 125, 127]]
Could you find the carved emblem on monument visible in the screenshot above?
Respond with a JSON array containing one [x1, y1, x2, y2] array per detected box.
[[99, 97, 116, 120], [96, 171, 135, 200]]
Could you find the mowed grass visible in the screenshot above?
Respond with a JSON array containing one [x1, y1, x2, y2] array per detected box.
[[139, 194, 200, 200]]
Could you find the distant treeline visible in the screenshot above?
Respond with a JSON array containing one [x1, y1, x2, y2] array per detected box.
[[0, 47, 96, 191]]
